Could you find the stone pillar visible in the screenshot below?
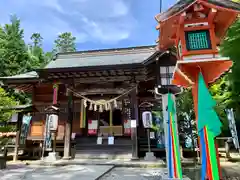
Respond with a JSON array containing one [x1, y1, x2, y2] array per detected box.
[[161, 94, 170, 175], [13, 112, 23, 162], [63, 88, 73, 159], [162, 93, 180, 175], [130, 87, 139, 160]]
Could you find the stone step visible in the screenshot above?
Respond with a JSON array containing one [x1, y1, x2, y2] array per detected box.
[[76, 144, 132, 151], [75, 150, 132, 160], [75, 137, 132, 145]]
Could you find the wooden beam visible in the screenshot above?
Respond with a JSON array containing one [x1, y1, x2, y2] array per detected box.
[[116, 70, 125, 76], [102, 70, 109, 76], [71, 72, 81, 77], [79, 72, 88, 77], [13, 112, 23, 162], [193, 3, 204, 12], [79, 88, 127, 95], [87, 71, 95, 77], [95, 71, 102, 76], [109, 70, 117, 76], [130, 87, 139, 159], [56, 73, 67, 79], [208, 8, 217, 24], [73, 75, 146, 84], [63, 86, 73, 159], [179, 12, 186, 25]]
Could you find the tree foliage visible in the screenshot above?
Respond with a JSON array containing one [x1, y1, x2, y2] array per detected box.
[[53, 32, 76, 53], [176, 89, 197, 144], [0, 16, 79, 122], [0, 15, 30, 76], [29, 33, 49, 68], [220, 19, 240, 111], [0, 88, 17, 122]]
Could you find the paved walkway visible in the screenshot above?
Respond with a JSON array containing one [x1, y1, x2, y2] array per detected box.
[[0, 164, 113, 180], [25, 158, 166, 167], [99, 167, 190, 180]]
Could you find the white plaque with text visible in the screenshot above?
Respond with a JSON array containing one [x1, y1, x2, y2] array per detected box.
[[131, 119, 137, 128], [97, 137, 103, 145], [108, 136, 114, 145]]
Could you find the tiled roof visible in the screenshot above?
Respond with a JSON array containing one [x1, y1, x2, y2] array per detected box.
[[0, 46, 157, 80], [156, 0, 240, 22], [44, 45, 156, 69], [0, 71, 38, 80], [0, 104, 37, 112]]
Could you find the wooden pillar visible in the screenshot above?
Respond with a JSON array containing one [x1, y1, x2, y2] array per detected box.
[[109, 106, 113, 135], [130, 86, 139, 160], [63, 87, 73, 159], [13, 112, 23, 162]]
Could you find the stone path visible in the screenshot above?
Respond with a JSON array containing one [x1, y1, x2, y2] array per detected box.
[[3, 160, 240, 180], [99, 167, 190, 180], [100, 165, 240, 180], [0, 164, 113, 180]]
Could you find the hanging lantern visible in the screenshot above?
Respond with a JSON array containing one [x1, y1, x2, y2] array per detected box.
[[94, 104, 97, 111], [89, 102, 93, 111]]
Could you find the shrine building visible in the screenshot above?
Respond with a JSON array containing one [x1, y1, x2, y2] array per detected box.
[[0, 45, 179, 159]]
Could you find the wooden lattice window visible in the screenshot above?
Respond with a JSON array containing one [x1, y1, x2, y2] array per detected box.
[[185, 30, 211, 51]]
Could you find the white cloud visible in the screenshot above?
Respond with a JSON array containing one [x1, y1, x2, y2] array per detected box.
[[0, 0, 136, 49]]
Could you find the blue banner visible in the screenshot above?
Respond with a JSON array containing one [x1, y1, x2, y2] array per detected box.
[[20, 115, 32, 145], [44, 115, 52, 151]]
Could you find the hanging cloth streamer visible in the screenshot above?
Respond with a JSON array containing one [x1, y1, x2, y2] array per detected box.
[[167, 93, 183, 179], [80, 99, 86, 128], [53, 83, 59, 105]]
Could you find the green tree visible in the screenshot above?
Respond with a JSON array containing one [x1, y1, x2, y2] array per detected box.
[[0, 15, 30, 76], [31, 32, 43, 47], [0, 88, 17, 123], [53, 32, 76, 53], [0, 16, 47, 104], [176, 88, 197, 144], [29, 33, 48, 68], [220, 8, 240, 135], [44, 51, 54, 65], [0, 15, 45, 77], [220, 19, 240, 111]]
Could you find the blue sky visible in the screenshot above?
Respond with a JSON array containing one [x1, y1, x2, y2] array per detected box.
[[1, 0, 176, 51]]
